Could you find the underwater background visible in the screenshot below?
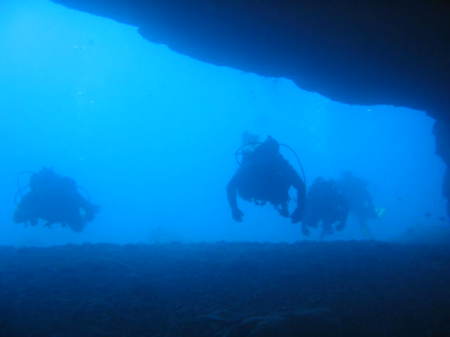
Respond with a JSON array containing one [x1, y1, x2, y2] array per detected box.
[[0, 0, 446, 246], [2, 2, 450, 337]]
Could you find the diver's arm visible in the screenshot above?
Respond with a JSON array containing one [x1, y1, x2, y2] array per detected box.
[[336, 200, 349, 231], [79, 196, 99, 222], [73, 191, 98, 222], [291, 172, 306, 223], [362, 190, 378, 218], [227, 174, 244, 222]]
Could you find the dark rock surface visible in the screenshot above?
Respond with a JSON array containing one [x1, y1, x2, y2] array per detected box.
[[51, 0, 450, 116], [1, 242, 450, 337]]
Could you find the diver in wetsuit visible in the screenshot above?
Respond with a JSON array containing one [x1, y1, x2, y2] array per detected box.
[[227, 136, 306, 231], [337, 171, 378, 239], [303, 177, 349, 238], [14, 168, 98, 232]]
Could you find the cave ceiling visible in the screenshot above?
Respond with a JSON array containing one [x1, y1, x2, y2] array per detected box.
[[51, 0, 450, 118]]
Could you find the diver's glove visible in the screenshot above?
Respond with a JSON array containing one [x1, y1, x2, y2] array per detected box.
[[231, 208, 244, 222], [290, 207, 304, 223]]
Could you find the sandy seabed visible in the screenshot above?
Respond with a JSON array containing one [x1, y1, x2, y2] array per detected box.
[[0, 241, 449, 337]]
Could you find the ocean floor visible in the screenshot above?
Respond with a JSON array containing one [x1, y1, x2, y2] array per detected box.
[[0, 242, 449, 337]]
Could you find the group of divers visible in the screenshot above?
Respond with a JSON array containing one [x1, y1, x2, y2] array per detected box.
[[13, 133, 380, 239]]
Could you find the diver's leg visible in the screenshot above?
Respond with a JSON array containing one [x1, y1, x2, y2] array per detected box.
[[301, 222, 310, 236], [67, 208, 85, 232], [68, 219, 84, 232], [83, 202, 98, 222], [359, 215, 373, 240], [320, 220, 333, 239], [278, 202, 289, 217]]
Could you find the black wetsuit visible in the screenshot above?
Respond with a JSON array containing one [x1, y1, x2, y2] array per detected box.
[[14, 169, 98, 232], [227, 138, 305, 224]]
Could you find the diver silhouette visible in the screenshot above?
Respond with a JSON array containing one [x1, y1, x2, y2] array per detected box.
[[14, 168, 98, 232], [337, 171, 378, 239], [227, 136, 306, 230], [303, 177, 349, 238]]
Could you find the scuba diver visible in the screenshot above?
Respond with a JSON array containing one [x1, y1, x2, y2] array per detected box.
[[227, 135, 306, 231], [337, 171, 378, 239], [303, 177, 349, 238], [14, 168, 98, 232]]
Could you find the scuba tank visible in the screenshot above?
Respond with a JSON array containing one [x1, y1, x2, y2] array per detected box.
[[234, 141, 307, 186]]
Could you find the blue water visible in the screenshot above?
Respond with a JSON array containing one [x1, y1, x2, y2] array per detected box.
[[0, 0, 446, 246]]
